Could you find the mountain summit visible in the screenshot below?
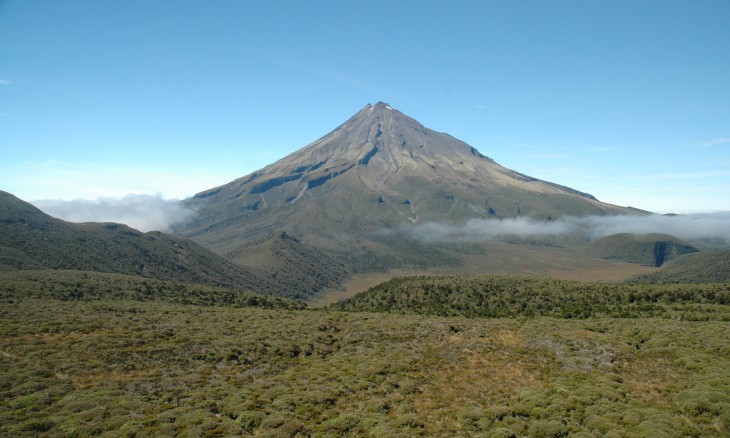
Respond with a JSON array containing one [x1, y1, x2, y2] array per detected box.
[[179, 103, 638, 283]]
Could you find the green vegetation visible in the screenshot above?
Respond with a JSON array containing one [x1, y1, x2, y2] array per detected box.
[[2, 271, 730, 436], [331, 274, 730, 320], [2, 296, 730, 436]]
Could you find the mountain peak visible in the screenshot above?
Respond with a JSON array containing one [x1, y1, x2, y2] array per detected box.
[[371, 101, 394, 110], [356, 102, 397, 119]]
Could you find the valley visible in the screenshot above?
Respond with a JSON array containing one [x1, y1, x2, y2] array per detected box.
[[312, 245, 657, 308]]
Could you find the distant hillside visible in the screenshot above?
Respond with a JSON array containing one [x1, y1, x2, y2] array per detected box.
[[330, 275, 730, 318], [630, 251, 730, 283], [585, 233, 698, 267], [0, 190, 297, 296], [225, 231, 352, 295]]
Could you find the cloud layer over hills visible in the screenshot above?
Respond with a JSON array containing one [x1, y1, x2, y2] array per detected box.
[[33, 195, 195, 232], [31, 194, 730, 244], [396, 213, 730, 244]]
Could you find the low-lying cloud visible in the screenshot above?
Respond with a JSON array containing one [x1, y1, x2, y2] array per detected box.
[[32, 194, 195, 232], [397, 213, 730, 244]]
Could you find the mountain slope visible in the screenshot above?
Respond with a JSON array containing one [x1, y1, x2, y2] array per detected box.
[[179, 102, 639, 269], [0, 190, 285, 293], [224, 231, 352, 295]]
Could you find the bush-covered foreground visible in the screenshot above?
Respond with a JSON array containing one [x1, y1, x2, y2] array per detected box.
[[2, 294, 730, 436]]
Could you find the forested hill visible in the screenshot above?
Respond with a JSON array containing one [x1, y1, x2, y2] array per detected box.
[[330, 275, 730, 319], [630, 251, 730, 284], [0, 191, 284, 294], [584, 233, 697, 267]]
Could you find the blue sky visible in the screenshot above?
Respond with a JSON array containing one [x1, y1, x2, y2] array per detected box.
[[1, 0, 729, 213]]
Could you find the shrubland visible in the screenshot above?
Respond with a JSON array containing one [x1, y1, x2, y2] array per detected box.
[[1, 271, 730, 436]]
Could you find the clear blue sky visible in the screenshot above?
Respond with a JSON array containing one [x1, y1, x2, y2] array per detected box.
[[1, 0, 729, 212]]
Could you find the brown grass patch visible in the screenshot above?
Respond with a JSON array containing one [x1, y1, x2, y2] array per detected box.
[[621, 357, 681, 406], [414, 329, 546, 433]]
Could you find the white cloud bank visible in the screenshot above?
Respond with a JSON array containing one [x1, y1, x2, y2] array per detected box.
[[32, 194, 195, 232], [397, 213, 730, 244], [27, 194, 730, 244]]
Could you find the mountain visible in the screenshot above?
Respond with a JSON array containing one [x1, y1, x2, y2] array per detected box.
[[0, 190, 289, 294], [584, 233, 698, 267], [179, 103, 639, 272]]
